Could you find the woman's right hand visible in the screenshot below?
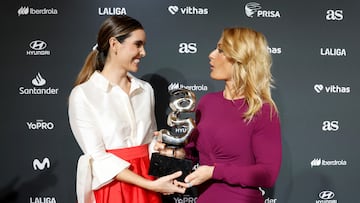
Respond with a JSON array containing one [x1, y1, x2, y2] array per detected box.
[[150, 171, 187, 195]]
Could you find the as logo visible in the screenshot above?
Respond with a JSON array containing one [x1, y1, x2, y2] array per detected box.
[[322, 120, 339, 131], [326, 9, 343, 20], [179, 43, 197, 54]]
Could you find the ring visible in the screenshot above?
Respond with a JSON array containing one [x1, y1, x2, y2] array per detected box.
[[187, 182, 192, 188]]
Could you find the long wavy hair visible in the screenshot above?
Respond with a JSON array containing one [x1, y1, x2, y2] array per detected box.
[[220, 27, 278, 121], [74, 15, 143, 86]]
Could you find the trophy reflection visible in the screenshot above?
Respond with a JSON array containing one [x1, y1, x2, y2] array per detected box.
[[149, 88, 196, 181]]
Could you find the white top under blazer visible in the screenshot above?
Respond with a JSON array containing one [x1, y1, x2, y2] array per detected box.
[[68, 71, 157, 203]]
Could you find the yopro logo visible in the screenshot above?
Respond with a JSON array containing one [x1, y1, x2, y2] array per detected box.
[[173, 195, 197, 203], [245, 2, 281, 18], [27, 119, 55, 130]]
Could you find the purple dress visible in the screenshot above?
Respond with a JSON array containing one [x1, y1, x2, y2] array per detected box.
[[186, 92, 282, 203]]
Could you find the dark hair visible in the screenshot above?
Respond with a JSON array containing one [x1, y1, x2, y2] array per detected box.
[[74, 15, 143, 86]]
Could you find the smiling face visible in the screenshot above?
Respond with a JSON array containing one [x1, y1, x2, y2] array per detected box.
[[208, 39, 234, 82], [114, 29, 146, 73]]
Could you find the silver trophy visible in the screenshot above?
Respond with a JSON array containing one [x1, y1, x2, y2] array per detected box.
[[149, 88, 196, 181]]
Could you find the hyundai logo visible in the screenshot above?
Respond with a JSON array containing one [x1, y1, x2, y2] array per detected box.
[[29, 40, 47, 50], [319, 190, 335, 200]]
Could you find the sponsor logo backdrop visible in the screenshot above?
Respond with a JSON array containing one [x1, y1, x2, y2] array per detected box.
[[0, 0, 359, 203]]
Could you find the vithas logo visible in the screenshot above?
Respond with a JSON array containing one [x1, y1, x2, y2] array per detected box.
[[168, 5, 208, 15], [168, 6, 179, 15], [314, 84, 350, 94]]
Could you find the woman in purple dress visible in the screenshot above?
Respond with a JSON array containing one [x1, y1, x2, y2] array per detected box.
[[157, 27, 282, 203]]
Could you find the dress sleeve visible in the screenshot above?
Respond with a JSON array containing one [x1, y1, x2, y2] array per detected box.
[[212, 104, 282, 188], [68, 87, 130, 190]]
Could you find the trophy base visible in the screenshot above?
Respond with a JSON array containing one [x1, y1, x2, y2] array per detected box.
[[149, 152, 193, 181]]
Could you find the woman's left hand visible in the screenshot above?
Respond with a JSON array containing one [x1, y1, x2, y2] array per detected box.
[[184, 165, 214, 188]]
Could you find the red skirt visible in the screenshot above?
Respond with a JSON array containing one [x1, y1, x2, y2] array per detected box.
[[93, 144, 161, 203]]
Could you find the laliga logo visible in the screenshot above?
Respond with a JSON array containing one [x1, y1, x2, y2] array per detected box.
[[168, 6, 179, 15], [33, 158, 50, 170], [245, 2, 261, 17], [32, 73, 46, 86], [314, 84, 323, 93]]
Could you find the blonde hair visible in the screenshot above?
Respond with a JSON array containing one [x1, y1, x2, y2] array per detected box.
[[74, 16, 143, 86], [220, 27, 278, 121]]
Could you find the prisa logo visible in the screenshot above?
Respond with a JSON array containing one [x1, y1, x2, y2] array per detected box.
[[245, 2, 281, 18]]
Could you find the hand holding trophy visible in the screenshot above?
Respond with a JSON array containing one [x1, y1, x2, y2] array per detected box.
[[149, 88, 196, 181]]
